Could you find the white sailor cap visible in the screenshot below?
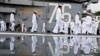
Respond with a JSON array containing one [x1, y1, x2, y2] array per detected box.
[[34, 10, 37, 13], [11, 10, 15, 13], [58, 4, 62, 7], [77, 11, 81, 14]]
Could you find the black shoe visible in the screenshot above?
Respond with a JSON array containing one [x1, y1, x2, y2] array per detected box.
[[60, 32, 64, 34], [34, 31, 37, 33]]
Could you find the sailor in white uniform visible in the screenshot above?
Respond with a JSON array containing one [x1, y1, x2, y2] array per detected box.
[[53, 4, 63, 33], [72, 12, 81, 56], [75, 12, 81, 24], [85, 13, 93, 34], [31, 25, 37, 55], [53, 5, 63, 56], [31, 10, 38, 32], [10, 10, 15, 31], [74, 11, 81, 34], [0, 20, 6, 31], [82, 17, 87, 34]]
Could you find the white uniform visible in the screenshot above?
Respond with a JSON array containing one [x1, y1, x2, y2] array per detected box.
[[53, 8, 63, 33], [10, 13, 15, 23], [82, 17, 87, 34], [92, 21, 98, 34], [10, 13, 15, 31], [71, 16, 81, 54], [31, 13, 38, 32], [0, 21, 6, 31], [75, 14, 80, 24], [74, 21, 81, 34], [86, 16, 92, 34], [53, 36, 60, 56], [10, 36, 15, 53], [31, 36, 37, 53], [74, 13, 81, 34]]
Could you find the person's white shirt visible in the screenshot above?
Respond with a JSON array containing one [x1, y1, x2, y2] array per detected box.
[[0, 21, 5, 24], [75, 14, 80, 23], [56, 8, 62, 21], [32, 13, 37, 24], [10, 13, 15, 22], [63, 21, 69, 33], [85, 15, 92, 24]]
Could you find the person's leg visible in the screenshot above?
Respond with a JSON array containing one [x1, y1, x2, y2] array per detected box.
[[34, 23, 38, 32], [31, 24, 35, 32], [10, 22, 13, 30], [42, 23, 45, 33], [53, 20, 59, 33], [10, 22, 14, 31], [3, 24, 5, 31], [59, 20, 64, 33]]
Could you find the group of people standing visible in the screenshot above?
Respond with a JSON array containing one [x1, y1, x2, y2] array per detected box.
[[53, 4, 99, 56]]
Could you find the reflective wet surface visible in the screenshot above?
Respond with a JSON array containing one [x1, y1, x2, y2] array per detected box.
[[0, 34, 100, 56]]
